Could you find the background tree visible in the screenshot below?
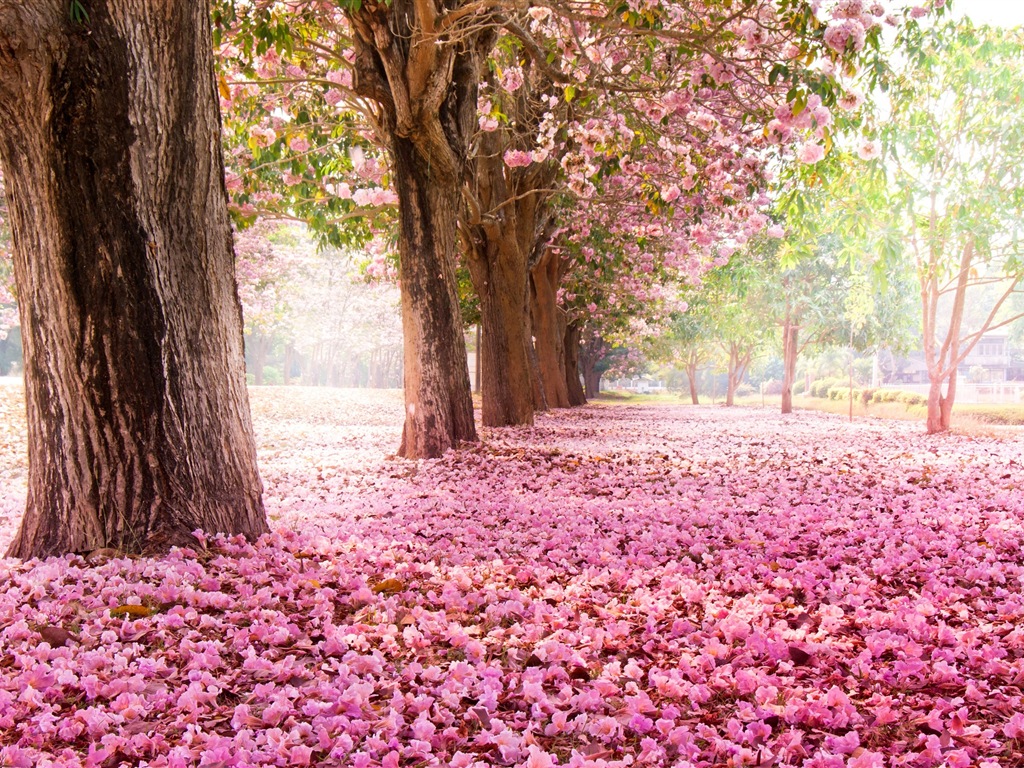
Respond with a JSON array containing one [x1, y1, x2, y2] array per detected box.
[[871, 19, 1024, 432], [0, 1, 267, 559]]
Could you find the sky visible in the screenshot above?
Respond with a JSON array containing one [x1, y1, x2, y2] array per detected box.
[[950, 0, 1024, 26]]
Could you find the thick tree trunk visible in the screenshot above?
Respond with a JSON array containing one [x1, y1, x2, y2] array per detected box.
[[391, 136, 477, 457], [564, 321, 586, 407], [465, 229, 534, 427], [926, 371, 956, 434], [583, 365, 601, 400], [348, 1, 486, 457], [531, 248, 570, 408], [781, 321, 798, 415], [0, 0, 267, 559], [462, 131, 547, 428], [579, 333, 608, 400]]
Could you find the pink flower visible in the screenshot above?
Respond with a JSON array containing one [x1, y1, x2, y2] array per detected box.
[[520, 745, 556, 768], [1003, 712, 1024, 738], [504, 150, 533, 168], [797, 142, 826, 164], [288, 136, 311, 153], [858, 140, 881, 161]]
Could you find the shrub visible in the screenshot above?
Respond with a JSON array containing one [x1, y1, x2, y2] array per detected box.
[[860, 388, 876, 406], [793, 379, 806, 395], [827, 385, 850, 401], [810, 377, 841, 398], [735, 384, 755, 397], [263, 366, 283, 386], [899, 391, 924, 406]]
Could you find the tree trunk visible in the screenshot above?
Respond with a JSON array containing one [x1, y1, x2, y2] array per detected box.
[[390, 136, 478, 457], [781, 320, 798, 414], [531, 247, 570, 408], [685, 356, 700, 405], [283, 342, 293, 385], [926, 370, 956, 434], [579, 333, 608, 400], [348, 1, 485, 457], [0, 0, 267, 559], [465, 225, 534, 427], [250, 333, 269, 386], [583, 365, 601, 399], [462, 130, 550, 427], [564, 321, 586, 406]]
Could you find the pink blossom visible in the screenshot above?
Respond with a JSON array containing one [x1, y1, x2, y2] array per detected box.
[[504, 150, 534, 168], [797, 142, 826, 164]]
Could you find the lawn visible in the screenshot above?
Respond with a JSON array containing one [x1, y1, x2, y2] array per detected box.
[[2, 382, 1024, 767]]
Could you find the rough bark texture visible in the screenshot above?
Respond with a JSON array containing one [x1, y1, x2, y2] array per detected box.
[[530, 247, 570, 408], [781, 320, 798, 415], [564, 321, 586, 407], [391, 135, 477, 457], [463, 132, 540, 427], [579, 333, 609, 400], [0, 0, 267, 559], [348, 0, 485, 457]]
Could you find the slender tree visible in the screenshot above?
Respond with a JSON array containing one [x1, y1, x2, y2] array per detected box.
[[0, 0, 267, 559]]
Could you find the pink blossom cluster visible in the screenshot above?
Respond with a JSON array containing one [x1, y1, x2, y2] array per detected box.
[[2, 386, 1024, 766]]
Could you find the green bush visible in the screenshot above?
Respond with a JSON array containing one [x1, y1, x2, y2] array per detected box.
[[810, 377, 841, 398], [827, 385, 850, 401], [860, 388, 876, 406], [793, 379, 806, 395], [263, 366, 283, 386], [899, 391, 924, 406], [736, 383, 755, 397]]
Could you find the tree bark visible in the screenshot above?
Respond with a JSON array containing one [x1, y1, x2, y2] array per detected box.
[[531, 247, 570, 408], [685, 354, 700, 405], [781, 319, 798, 414], [564, 321, 586, 406], [461, 126, 559, 427], [926, 371, 956, 434], [348, 1, 486, 457], [0, 0, 267, 559], [390, 135, 478, 456]]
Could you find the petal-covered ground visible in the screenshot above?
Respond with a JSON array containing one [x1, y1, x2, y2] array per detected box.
[[2, 382, 1024, 767]]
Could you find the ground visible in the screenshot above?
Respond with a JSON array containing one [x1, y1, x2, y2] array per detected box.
[[1, 381, 1024, 767]]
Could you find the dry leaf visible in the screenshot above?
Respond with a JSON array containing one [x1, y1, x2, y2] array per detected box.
[[38, 625, 74, 647], [372, 578, 405, 595], [110, 604, 153, 619]]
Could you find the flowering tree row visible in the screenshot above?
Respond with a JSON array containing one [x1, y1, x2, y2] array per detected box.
[[213, 0, 940, 457]]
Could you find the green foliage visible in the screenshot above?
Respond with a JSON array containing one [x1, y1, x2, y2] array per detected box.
[[69, 1, 89, 24], [809, 377, 842, 398]]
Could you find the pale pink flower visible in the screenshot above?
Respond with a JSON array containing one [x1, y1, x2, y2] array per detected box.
[[797, 142, 826, 164]]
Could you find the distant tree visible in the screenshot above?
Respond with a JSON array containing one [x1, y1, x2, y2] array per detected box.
[[879, 20, 1024, 432]]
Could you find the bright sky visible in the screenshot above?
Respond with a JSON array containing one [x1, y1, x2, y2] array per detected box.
[[950, 0, 1024, 26]]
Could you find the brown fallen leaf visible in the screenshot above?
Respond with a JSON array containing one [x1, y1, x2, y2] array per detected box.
[[110, 604, 153, 619], [372, 578, 404, 595], [38, 625, 74, 647]]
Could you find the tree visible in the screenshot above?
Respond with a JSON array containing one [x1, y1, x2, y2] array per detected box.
[[0, 1, 267, 559], [701, 253, 774, 406], [878, 20, 1024, 432], [216, 0, 937, 446]]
